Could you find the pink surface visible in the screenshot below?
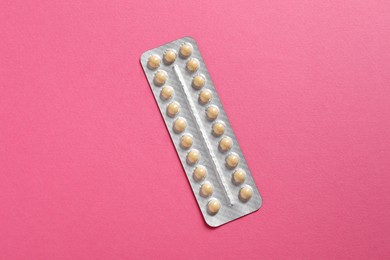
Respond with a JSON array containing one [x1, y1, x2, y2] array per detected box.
[[1, 0, 390, 259]]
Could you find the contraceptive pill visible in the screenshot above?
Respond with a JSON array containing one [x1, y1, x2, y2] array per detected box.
[[206, 105, 219, 121], [192, 74, 206, 90], [180, 134, 193, 149], [239, 185, 253, 202], [173, 117, 187, 133], [154, 70, 168, 86], [207, 199, 221, 215], [200, 182, 213, 197], [167, 101, 180, 117], [141, 37, 262, 227], [232, 169, 246, 185], [163, 49, 177, 65], [147, 55, 161, 70], [186, 58, 199, 72], [193, 165, 207, 181], [199, 89, 212, 104], [212, 121, 225, 136], [186, 149, 200, 165], [226, 153, 239, 169], [160, 85, 173, 100], [179, 42, 193, 58], [219, 136, 233, 152]]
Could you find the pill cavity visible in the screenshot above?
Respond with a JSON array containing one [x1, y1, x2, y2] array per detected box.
[[160, 86, 173, 100], [219, 137, 233, 152], [186, 149, 200, 165], [154, 70, 168, 86], [207, 199, 221, 215], [212, 121, 225, 136], [186, 58, 199, 73], [232, 169, 246, 185], [239, 185, 253, 202], [193, 165, 207, 181], [163, 49, 177, 65], [147, 55, 161, 70], [200, 182, 213, 197], [199, 89, 212, 105], [206, 105, 219, 121], [167, 101, 180, 117], [226, 153, 239, 169], [180, 134, 193, 149], [192, 74, 206, 90], [179, 42, 193, 58], [173, 117, 187, 133]]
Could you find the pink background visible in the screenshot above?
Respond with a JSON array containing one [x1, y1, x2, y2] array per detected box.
[[1, 0, 390, 259]]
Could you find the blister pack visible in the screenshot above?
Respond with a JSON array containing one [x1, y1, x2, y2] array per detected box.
[[140, 37, 262, 227]]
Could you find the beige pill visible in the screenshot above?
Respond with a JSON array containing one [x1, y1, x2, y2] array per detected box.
[[226, 153, 239, 169], [154, 70, 168, 86], [173, 117, 187, 133], [212, 122, 225, 136], [207, 199, 221, 215], [186, 58, 199, 73], [179, 42, 193, 58], [199, 89, 212, 104], [147, 55, 160, 70], [239, 186, 253, 202], [193, 165, 207, 181], [219, 137, 233, 152], [163, 49, 177, 64], [160, 86, 173, 100], [186, 149, 200, 165], [180, 134, 193, 149], [167, 102, 180, 117], [200, 182, 213, 197], [232, 169, 246, 185], [206, 105, 219, 121], [192, 74, 205, 90]]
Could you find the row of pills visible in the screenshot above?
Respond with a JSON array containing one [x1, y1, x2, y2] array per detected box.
[[147, 42, 196, 70], [147, 44, 222, 216], [180, 44, 254, 203], [168, 101, 222, 215]]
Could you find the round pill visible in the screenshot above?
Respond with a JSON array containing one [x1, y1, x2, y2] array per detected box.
[[206, 105, 219, 121], [179, 42, 193, 58], [212, 122, 225, 136], [186, 149, 200, 165], [226, 153, 239, 169], [186, 58, 199, 73], [199, 89, 212, 104], [173, 117, 187, 133], [192, 74, 206, 90], [180, 134, 193, 149], [163, 49, 177, 64], [200, 182, 213, 197], [193, 165, 207, 181], [167, 102, 180, 117], [239, 185, 253, 202], [207, 199, 221, 215], [154, 70, 168, 86], [232, 169, 246, 185], [219, 137, 233, 152], [160, 86, 173, 100], [147, 55, 160, 70]]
